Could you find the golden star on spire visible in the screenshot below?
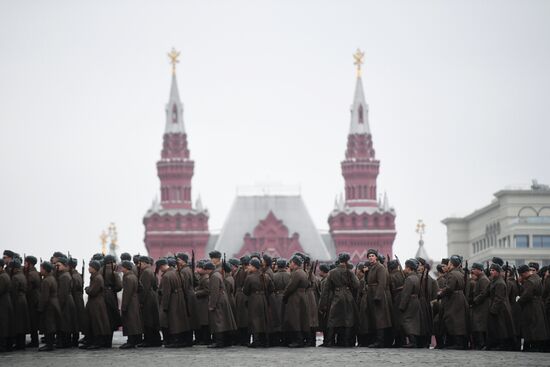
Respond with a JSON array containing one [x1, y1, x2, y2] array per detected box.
[[353, 48, 365, 78], [415, 219, 426, 241], [167, 47, 181, 75]]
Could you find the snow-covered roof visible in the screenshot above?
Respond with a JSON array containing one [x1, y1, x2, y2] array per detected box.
[[214, 195, 332, 260]]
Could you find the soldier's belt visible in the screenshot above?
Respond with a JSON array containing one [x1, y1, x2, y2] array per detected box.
[[334, 287, 350, 291], [368, 283, 379, 286]]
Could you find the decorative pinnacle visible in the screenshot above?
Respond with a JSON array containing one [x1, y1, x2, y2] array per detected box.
[[353, 48, 365, 78], [415, 219, 426, 241], [167, 47, 181, 75], [100, 230, 108, 256]]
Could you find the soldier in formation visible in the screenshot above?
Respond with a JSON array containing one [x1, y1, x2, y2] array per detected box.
[[1, 247, 550, 353]]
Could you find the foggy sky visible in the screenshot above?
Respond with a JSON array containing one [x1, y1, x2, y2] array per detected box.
[[1, 0, 549, 264]]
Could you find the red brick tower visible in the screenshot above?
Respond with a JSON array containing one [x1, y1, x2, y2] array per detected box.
[[328, 50, 396, 262], [143, 49, 210, 259]]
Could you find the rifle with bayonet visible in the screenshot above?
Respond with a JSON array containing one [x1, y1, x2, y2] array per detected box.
[[463, 260, 469, 296], [394, 254, 406, 278], [504, 261, 509, 283]]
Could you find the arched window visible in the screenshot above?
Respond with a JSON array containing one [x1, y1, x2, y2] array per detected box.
[[358, 104, 364, 124]]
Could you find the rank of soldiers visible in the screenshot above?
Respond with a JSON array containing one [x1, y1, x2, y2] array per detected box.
[[0, 248, 549, 352]]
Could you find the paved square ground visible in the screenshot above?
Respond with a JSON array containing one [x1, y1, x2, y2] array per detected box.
[[3, 332, 549, 367]]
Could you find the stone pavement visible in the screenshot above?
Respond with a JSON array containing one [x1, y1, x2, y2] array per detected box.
[[3, 332, 549, 367]]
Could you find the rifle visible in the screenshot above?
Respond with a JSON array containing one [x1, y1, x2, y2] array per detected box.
[[463, 260, 469, 296], [81, 259, 85, 286], [504, 261, 509, 283], [191, 250, 195, 274], [175, 258, 191, 317], [513, 266, 520, 288], [222, 253, 226, 277], [485, 261, 490, 277], [394, 254, 406, 278]]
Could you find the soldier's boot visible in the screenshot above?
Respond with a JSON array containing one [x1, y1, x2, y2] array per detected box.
[[392, 333, 404, 348], [248, 334, 261, 348], [120, 335, 137, 349], [305, 329, 315, 347], [26, 331, 39, 348], [319, 328, 335, 347], [13, 334, 26, 350], [0, 337, 7, 353], [343, 328, 354, 347], [288, 332, 305, 348], [84, 336, 104, 350], [207, 333, 225, 348], [38, 333, 55, 352], [103, 333, 113, 348], [402, 335, 416, 348], [434, 335, 444, 349], [368, 329, 385, 348], [71, 333, 79, 347], [183, 331, 193, 347]]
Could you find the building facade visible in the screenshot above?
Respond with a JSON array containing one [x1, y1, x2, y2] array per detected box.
[[143, 51, 395, 262], [442, 182, 550, 266]]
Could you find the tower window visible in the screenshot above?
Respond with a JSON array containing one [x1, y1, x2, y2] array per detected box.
[[358, 105, 364, 124], [172, 104, 178, 123]]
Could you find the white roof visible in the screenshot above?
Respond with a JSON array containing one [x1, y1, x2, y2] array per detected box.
[[349, 77, 370, 135], [214, 195, 332, 260], [164, 74, 186, 134]]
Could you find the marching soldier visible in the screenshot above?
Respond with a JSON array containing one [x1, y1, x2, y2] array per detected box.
[[517, 264, 549, 352], [356, 262, 370, 347], [243, 258, 272, 347], [80, 260, 111, 349], [388, 260, 405, 347], [319, 253, 359, 347], [437, 255, 469, 349], [470, 263, 490, 349], [68, 258, 86, 347], [157, 257, 191, 348], [223, 261, 237, 321], [399, 259, 421, 348], [9, 258, 30, 350], [417, 258, 437, 348], [119, 260, 142, 349], [0, 259, 14, 352], [176, 253, 199, 346], [433, 261, 448, 349], [102, 255, 122, 347], [272, 258, 290, 346], [234, 255, 250, 346], [283, 255, 310, 348], [304, 256, 319, 347], [205, 261, 237, 348], [137, 256, 162, 347], [195, 261, 211, 345], [37, 261, 61, 351], [24, 255, 41, 348], [56, 257, 78, 348], [365, 249, 392, 348], [503, 263, 522, 351], [486, 263, 515, 350]]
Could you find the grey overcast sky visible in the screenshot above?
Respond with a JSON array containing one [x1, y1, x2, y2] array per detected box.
[[1, 0, 549, 264]]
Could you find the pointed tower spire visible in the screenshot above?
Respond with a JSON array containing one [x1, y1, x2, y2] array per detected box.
[[195, 194, 204, 212], [349, 49, 370, 135], [165, 48, 185, 134]]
